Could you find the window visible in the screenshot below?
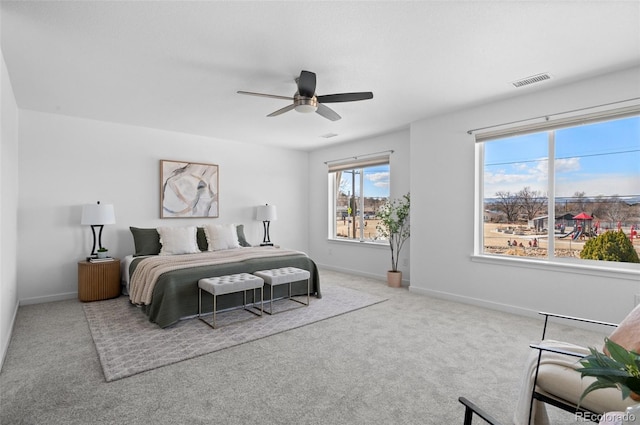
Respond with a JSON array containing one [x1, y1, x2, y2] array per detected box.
[[328, 155, 390, 242], [477, 109, 640, 267]]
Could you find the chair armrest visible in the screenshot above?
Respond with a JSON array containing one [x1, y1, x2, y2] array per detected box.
[[538, 311, 618, 328], [529, 343, 587, 359], [538, 311, 617, 340], [458, 397, 504, 425]]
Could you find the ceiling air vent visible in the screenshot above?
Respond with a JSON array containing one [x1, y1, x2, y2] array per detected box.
[[512, 73, 551, 88]]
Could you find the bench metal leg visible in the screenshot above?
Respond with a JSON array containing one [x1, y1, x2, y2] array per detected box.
[[199, 287, 263, 329], [264, 279, 310, 315]]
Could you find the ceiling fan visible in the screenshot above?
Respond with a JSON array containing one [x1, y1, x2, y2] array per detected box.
[[237, 70, 373, 121]]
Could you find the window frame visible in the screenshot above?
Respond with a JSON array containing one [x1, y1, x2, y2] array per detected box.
[[473, 105, 640, 278], [327, 155, 391, 245]]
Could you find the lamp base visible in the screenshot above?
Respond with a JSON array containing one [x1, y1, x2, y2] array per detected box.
[[261, 221, 274, 247]]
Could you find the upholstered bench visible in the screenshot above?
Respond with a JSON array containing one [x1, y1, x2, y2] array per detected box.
[[253, 267, 310, 315], [198, 273, 264, 329]]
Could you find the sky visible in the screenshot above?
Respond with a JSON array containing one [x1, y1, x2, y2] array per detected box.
[[484, 115, 640, 199], [364, 165, 390, 198], [339, 164, 390, 199]]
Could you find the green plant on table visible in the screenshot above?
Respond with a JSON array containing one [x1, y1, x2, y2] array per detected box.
[[578, 337, 640, 403]]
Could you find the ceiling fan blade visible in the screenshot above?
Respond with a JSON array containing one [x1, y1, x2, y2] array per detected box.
[[316, 92, 374, 103], [316, 103, 341, 121], [237, 91, 293, 101], [267, 103, 296, 117], [297, 70, 316, 97]]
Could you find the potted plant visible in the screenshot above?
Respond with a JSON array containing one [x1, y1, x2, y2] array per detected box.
[[375, 192, 410, 287], [97, 247, 109, 259], [578, 337, 640, 409]]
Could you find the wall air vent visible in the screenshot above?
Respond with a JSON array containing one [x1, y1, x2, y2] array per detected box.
[[512, 73, 551, 88]]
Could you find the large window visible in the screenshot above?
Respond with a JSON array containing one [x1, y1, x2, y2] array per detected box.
[[478, 110, 640, 267], [328, 155, 390, 242]]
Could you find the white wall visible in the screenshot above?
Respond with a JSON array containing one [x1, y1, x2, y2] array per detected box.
[[17, 111, 310, 303], [5, 60, 639, 369], [308, 129, 411, 282], [409, 66, 640, 324], [0, 47, 20, 367]]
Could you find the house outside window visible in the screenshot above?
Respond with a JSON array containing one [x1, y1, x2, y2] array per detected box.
[[328, 155, 390, 243], [476, 108, 640, 268]]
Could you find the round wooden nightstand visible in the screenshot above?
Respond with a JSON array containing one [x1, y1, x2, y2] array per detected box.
[[77, 258, 121, 302]]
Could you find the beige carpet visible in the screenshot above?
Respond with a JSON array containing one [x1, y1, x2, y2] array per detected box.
[[83, 285, 386, 382]]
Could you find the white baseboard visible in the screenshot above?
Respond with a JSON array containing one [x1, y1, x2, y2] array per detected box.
[[316, 263, 385, 281], [19, 291, 77, 306], [315, 263, 410, 286], [408, 286, 540, 319], [0, 300, 19, 372], [317, 265, 536, 317], [408, 286, 619, 332]]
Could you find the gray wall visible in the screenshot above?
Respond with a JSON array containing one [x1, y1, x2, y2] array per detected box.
[[0, 42, 19, 368], [409, 66, 640, 324], [16, 111, 310, 303], [308, 129, 411, 282], [2, 59, 639, 370]]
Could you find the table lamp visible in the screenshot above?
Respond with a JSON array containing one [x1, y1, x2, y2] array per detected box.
[[256, 204, 277, 246], [81, 201, 116, 257]]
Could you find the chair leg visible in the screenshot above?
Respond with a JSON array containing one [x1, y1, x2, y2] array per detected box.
[[463, 405, 473, 425], [458, 397, 504, 425], [528, 349, 544, 425]]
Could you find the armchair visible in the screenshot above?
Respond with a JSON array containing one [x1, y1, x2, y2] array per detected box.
[[459, 397, 504, 425], [514, 310, 639, 425]]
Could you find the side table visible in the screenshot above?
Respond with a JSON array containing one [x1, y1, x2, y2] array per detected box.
[[77, 258, 121, 302]]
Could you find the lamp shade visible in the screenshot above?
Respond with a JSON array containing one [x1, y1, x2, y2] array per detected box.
[[81, 202, 116, 225], [256, 204, 277, 222]]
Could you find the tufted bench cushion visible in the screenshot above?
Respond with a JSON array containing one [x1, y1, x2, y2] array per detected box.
[[198, 273, 264, 328], [253, 267, 311, 286], [199, 273, 264, 295], [253, 267, 310, 314]]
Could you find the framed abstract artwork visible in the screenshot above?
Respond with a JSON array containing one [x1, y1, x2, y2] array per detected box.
[[160, 160, 219, 218]]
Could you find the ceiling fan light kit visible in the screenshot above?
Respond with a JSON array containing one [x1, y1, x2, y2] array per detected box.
[[238, 70, 373, 121], [293, 95, 318, 113]]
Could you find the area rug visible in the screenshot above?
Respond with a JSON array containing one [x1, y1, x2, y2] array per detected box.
[[83, 285, 386, 382]]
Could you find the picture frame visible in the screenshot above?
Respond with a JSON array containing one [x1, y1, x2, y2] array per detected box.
[[160, 160, 219, 218]]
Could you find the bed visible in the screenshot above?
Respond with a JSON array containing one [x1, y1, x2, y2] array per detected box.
[[123, 225, 321, 328]]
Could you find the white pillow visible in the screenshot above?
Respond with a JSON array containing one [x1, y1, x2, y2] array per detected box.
[[204, 224, 240, 251], [608, 303, 640, 353], [157, 226, 200, 255]]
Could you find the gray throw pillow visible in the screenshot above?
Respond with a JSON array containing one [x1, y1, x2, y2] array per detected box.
[[129, 227, 161, 256], [236, 224, 251, 247]]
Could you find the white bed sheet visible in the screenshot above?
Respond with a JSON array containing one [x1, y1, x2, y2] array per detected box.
[[120, 254, 152, 295]]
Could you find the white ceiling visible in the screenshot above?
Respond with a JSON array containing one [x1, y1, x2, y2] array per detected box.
[[2, 1, 639, 151]]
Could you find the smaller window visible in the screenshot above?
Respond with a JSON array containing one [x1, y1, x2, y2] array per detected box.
[[328, 156, 390, 242]]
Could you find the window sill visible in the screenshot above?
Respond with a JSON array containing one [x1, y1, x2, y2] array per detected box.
[[327, 238, 389, 249], [470, 254, 640, 282]]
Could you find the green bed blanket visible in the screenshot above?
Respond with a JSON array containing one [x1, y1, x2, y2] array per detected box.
[[130, 253, 321, 328]]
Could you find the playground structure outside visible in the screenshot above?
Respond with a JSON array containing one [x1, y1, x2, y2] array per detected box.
[[483, 222, 640, 259], [333, 218, 640, 260]]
